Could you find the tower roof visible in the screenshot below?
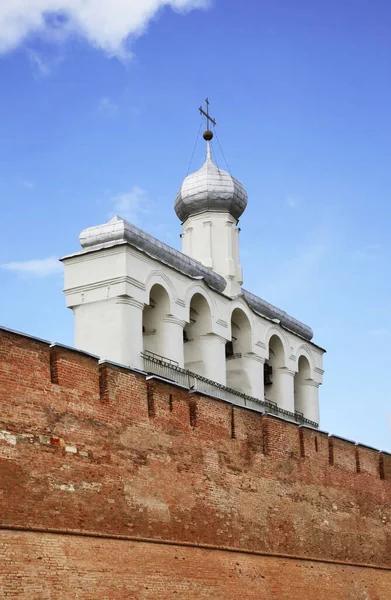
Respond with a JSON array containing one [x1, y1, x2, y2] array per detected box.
[[174, 142, 248, 223]]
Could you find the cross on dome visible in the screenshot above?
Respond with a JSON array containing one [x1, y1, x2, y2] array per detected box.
[[199, 97, 216, 141], [174, 99, 248, 223]]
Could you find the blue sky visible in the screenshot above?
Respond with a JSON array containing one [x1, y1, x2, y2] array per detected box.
[[0, 0, 390, 451]]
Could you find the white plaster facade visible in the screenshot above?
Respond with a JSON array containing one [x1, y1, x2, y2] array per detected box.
[[62, 140, 325, 427]]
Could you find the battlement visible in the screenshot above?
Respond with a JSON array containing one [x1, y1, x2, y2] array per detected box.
[[0, 325, 390, 571]]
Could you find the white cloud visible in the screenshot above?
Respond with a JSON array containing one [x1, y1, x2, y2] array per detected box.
[[99, 96, 118, 117], [20, 178, 35, 189], [1, 257, 62, 277], [286, 195, 299, 209], [0, 0, 209, 59], [109, 186, 152, 224], [27, 48, 51, 76]]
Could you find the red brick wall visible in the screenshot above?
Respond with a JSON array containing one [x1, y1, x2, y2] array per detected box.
[[1, 531, 391, 600], [0, 327, 390, 598]]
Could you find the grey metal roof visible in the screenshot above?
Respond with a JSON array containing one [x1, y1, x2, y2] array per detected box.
[[67, 216, 313, 341], [76, 216, 227, 293], [243, 289, 314, 341], [175, 144, 248, 223]]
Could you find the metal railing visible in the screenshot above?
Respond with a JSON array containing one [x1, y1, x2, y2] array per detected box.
[[141, 350, 318, 428]]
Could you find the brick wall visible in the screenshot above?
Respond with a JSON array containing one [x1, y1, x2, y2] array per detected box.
[[0, 327, 390, 598]]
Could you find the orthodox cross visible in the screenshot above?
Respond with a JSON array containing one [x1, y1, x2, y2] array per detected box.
[[199, 98, 216, 130]]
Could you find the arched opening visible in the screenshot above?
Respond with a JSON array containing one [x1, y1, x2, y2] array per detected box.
[[265, 334, 286, 406], [143, 284, 171, 358], [184, 293, 213, 376], [294, 355, 312, 416], [226, 308, 253, 395]]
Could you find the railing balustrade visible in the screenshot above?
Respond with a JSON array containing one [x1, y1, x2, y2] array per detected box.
[[141, 350, 318, 428]]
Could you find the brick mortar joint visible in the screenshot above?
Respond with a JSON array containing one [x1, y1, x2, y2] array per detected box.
[[0, 524, 390, 572]]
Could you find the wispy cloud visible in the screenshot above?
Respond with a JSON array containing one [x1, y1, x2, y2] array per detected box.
[[286, 194, 300, 209], [0, 1, 210, 60], [1, 257, 62, 278], [27, 48, 52, 77], [20, 179, 35, 189], [109, 186, 152, 225], [99, 96, 118, 118]]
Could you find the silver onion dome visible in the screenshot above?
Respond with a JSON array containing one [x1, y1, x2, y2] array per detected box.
[[174, 142, 248, 223]]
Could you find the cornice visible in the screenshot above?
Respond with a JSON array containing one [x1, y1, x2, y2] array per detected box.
[[116, 297, 144, 309], [64, 275, 145, 296], [200, 333, 228, 345], [303, 379, 320, 388], [243, 353, 265, 364], [61, 243, 127, 263], [163, 316, 187, 327], [275, 367, 296, 377]]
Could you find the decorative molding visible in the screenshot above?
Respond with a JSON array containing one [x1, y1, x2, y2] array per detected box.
[[275, 367, 296, 377], [144, 268, 179, 308], [216, 319, 228, 329], [200, 333, 228, 345], [116, 297, 144, 309], [303, 379, 320, 388], [64, 275, 145, 296], [255, 340, 267, 350], [315, 367, 325, 375], [163, 316, 186, 328], [61, 243, 128, 264], [243, 353, 265, 364]]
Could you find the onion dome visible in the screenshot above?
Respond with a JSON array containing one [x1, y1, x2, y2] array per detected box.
[[174, 140, 248, 223]]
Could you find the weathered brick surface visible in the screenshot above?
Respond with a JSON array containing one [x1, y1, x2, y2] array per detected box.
[[1, 531, 391, 600], [0, 327, 390, 598]]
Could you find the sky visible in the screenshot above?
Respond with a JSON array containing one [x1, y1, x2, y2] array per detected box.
[[0, 0, 390, 451]]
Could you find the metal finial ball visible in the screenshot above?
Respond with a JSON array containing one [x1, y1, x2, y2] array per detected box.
[[203, 129, 214, 141]]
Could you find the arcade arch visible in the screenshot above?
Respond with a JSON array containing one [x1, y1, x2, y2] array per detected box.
[[143, 284, 184, 365], [184, 293, 213, 376], [294, 355, 312, 416], [143, 284, 170, 357], [226, 307, 253, 395], [264, 334, 287, 406]]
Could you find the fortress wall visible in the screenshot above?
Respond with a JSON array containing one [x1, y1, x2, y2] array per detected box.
[[0, 326, 390, 598], [1, 530, 391, 600]]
